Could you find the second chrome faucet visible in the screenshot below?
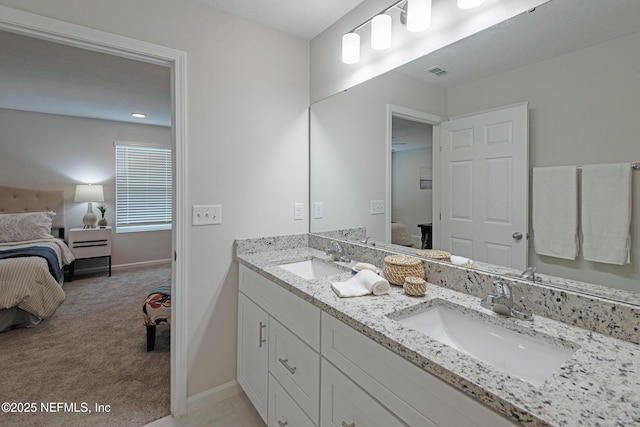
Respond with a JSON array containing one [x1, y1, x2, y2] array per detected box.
[[326, 240, 351, 263], [480, 280, 533, 321]]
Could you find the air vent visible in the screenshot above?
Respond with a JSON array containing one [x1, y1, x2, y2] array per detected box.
[[426, 66, 448, 77]]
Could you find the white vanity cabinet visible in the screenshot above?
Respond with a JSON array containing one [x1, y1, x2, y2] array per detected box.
[[238, 265, 321, 425], [238, 264, 519, 427], [320, 312, 519, 427]]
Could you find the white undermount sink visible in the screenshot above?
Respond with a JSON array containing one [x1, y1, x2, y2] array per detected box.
[[278, 258, 348, 280], [392, 301, 578, 386]]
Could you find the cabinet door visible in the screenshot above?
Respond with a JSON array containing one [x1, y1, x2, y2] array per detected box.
[[320, 359, 406, 427], [237, 292, 269, 423]]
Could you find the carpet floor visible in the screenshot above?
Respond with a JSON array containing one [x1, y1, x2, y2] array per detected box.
[[0, 263, 171, 427]]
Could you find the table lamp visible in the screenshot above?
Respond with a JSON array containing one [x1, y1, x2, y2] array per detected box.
[[74, 184, 104, 228]]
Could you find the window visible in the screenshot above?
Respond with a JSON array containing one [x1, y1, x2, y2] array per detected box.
[[115, 142, 172, 233]]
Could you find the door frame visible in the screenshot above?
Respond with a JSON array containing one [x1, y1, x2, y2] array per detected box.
[[386, 104, 446, 245], [0, 6, 189, 416]]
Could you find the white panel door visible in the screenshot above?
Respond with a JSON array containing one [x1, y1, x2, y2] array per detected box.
[[437, 103, 528, 270]]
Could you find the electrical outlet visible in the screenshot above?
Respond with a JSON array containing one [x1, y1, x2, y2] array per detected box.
[[294, 202, 304, 220], [370, 200, 385, 215], [192, 205, 222, 225], [314, 202, 323, 219]]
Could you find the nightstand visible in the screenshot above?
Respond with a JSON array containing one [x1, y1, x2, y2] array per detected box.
[[68, 227, 112, 281]]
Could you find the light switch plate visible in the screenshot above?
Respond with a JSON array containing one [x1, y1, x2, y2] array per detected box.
[[370, 200, 385, 215], [294, 203, 304, 220], [192, 205, 222, 225], [314, 202, 323, 219]]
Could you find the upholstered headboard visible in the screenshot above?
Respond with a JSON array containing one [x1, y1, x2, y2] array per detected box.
[[0, 185, 65, 229]]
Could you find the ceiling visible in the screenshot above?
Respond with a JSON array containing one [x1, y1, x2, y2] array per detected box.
[[194, 0, 364, 41], [1, 0, 639, 128]]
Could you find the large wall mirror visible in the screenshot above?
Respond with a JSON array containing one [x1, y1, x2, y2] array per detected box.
[[310, 0, 640, 303]]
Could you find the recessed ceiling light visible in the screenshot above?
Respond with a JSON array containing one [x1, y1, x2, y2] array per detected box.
[[131, 113, 146, 118]]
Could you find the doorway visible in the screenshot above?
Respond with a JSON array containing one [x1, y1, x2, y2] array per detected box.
[[0, 6, 188, 415], [385, 104, 445, 247]]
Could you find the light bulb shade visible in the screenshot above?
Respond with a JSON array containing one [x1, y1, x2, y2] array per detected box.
[[371, 14, 392, 50], [74, 184, 104, 203], [457, 0, 485, 9], [407, 0, 432, 32], [342, 32, 361, 64]]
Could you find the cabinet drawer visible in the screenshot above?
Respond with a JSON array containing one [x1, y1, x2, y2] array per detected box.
[[269, 318, 320, 424], [239, 265, 320, 350], [269, 373, 316, 427], [320, 359, 405, 427], [68, 228, 111, 258], [321, 313, 517, 427]]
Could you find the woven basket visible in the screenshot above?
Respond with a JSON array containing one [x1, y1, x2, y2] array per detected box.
[[403, 276, 426, 297], [416, 249, 451, 262], [383, 254, 424, 286]]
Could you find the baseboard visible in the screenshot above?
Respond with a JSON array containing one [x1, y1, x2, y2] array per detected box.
[[71, 259, 171, 276], [186, 380, 242, 414], [112, 259, 172, 271]]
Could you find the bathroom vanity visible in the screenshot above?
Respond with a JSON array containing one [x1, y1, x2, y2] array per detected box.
[[236, 233, 640, 427]]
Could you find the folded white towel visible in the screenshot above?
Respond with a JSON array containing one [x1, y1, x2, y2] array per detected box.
[[582, 163, 631, 265], [331, 270, 390, 298], [532, 166, 578, 260], [450, 255, 473, 266]]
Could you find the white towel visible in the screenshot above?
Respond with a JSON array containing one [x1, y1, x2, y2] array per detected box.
[[532, 166, 578, 259], [581, 163, 631, 265], [331, 270, 390, 298], [450, 255, 473, 266]]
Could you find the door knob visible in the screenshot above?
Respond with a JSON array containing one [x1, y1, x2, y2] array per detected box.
[[512, 232, 523, 240]]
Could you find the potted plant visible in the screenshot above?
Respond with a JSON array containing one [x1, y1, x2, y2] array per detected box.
[[97, 204, 108, 228]]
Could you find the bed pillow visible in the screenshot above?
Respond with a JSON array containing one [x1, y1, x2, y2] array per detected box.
[[0, 211, 56, 243]]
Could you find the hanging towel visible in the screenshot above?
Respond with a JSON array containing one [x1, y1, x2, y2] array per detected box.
[[581, 163, 631, 265], [331, 270, 390, 298], [532, 166, 578, 259]]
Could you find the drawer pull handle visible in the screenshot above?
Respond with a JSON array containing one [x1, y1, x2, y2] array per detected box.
[[277, 421, 288, 427], [278, 357, 297, 374], [259, 321, 267, 348], [341, 422, 355, 427]]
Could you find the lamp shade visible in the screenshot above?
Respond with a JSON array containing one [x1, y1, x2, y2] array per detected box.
[[342, 32, 360, 64], [371, 14, 392, 50], [74, 184, 104, 203], [407, 0, 432, 32]]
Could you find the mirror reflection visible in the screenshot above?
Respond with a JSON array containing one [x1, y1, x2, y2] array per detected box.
[[310, 0, 640, 300]]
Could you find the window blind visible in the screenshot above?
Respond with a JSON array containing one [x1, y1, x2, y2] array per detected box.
[[115, 143, 172, 232]]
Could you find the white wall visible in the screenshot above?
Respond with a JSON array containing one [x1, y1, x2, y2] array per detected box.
[[310, 71, 445, 242], [310, 0, 549, 102], [0, 0, 309, 398], [0, 108, 172, 266], [447, 31, 640, 293]]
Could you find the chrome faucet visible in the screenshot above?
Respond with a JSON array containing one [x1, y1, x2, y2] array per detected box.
[[480, 280, 533, 321], [520, 266, 536, 282], [326, 240, 351, 263]]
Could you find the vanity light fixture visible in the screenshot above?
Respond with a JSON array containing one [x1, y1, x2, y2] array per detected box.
[[457, 0, 485, 9], [371, 14, 392, 50], [341, 0, 433, 64], [131, 112, 146, 118], [406, 0, 432, 32], [342, 32, 361, 64]]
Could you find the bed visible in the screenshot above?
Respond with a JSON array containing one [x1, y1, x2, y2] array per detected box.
[[0, 186, 75, 332]]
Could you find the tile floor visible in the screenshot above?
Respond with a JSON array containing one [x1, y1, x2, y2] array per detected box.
[[146, 392, 265, 427]]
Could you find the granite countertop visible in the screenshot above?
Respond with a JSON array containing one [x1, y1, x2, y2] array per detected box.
[[236, 246, 640, 427]]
